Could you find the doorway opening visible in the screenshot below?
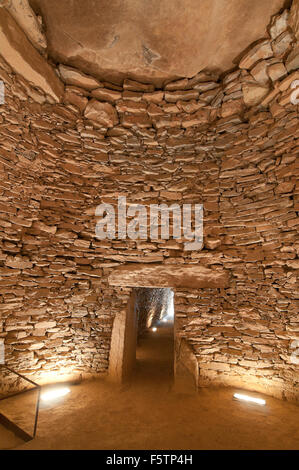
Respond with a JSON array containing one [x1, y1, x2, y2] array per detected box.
[[108, 287, 175, 386], [108, 263, 228, 389], [133, 288, 174, 388]]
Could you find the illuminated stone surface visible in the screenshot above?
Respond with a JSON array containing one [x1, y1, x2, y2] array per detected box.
[[0, 1, 298, 404], [30, 0, 284, 85]]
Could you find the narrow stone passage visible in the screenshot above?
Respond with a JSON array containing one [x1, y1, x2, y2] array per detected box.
[[132, 325, 174, 390]]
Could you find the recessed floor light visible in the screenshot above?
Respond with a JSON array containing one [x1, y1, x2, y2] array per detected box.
[[41, 387, 70, 402], [233, 393, 266, 406], [152, 327, 157, 332]]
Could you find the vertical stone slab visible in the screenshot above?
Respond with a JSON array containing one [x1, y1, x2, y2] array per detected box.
[[108, 291, 138, 383], [174, 338, 199, 393]]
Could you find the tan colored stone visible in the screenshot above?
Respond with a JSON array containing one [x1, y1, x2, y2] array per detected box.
[[108, 292, 138, 384], [32, 221, 57, 234], [205, 238, 221, 250], [278, 70, 299, 91], [250, 61, 269, 85], [122, 113, 152, 128], [35, 321, 56, 329], [221, 99, 244, 118], [84, 99, 119, 127], [163, 103, 180, 114], [193, 81, 219, 92], [146, 103, 163, 118], [5, 256, 33, 269], [116, 100, 147, 114], [1, 0, 47, 52], [28, 342, 45, 350], [221, 158, 242, 171], [175, 337, 198, 392], [267, 62, 287, 82], [59, 65, 102, 90], [239, 40, 273, 69], [242, 82, 270, 106], [0, 267, 21, 276], [153, 115, 181, 129], [165, 90, 199, 103], [0, 17, 298, 403], [272, 31, 294, 57], [143, 91, 164, 103], [286, 259, 299, 269], [108, 264, 229, 289], [123, 79, 155, 93], [165, 78, 189, 91], [276, 182, 295, 194], [177, 100, 203, 113], [65, 85, 90, 97], [289, 0, 299, 40], [0, 8, 63, 101], [31, 0, 284, 85], [260, 88, 281, 106], [285, 45, 299, 72], [122, 91, 143, 101], [269, 9, 289, 39], [63, 89, 88, 112], [182, 109, 210, 127], [91, 88, 122, 102], [201, 88, 221, 104], [74, 239, 91, 249]]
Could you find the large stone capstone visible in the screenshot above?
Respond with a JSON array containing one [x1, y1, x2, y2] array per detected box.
[[108, 264, 229, 289], [30, 0, 284, 86]]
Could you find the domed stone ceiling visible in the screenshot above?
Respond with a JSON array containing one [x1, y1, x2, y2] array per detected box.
[[30, 0, 286, 85]]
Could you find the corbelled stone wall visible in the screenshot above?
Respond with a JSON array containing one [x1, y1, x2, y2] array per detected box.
[[0, 3, 298, 400], [135, 288, 173, 335]]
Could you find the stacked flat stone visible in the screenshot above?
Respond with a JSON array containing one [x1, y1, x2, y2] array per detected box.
[[0, 3, 298, 402]]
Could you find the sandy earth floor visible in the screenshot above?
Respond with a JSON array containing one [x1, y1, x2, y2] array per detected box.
[[0, 326, 298, 450], [0, 424, 23, 450]]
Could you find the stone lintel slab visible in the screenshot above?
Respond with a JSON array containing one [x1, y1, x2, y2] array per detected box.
[[108, 264, 229, 289]]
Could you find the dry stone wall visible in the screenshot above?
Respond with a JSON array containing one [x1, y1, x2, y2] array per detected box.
[[0, 3, 298, 400], [135, 288, 172, 335]]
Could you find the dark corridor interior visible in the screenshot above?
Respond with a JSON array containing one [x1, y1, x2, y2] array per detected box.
[[133, 288, 174, 390]]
